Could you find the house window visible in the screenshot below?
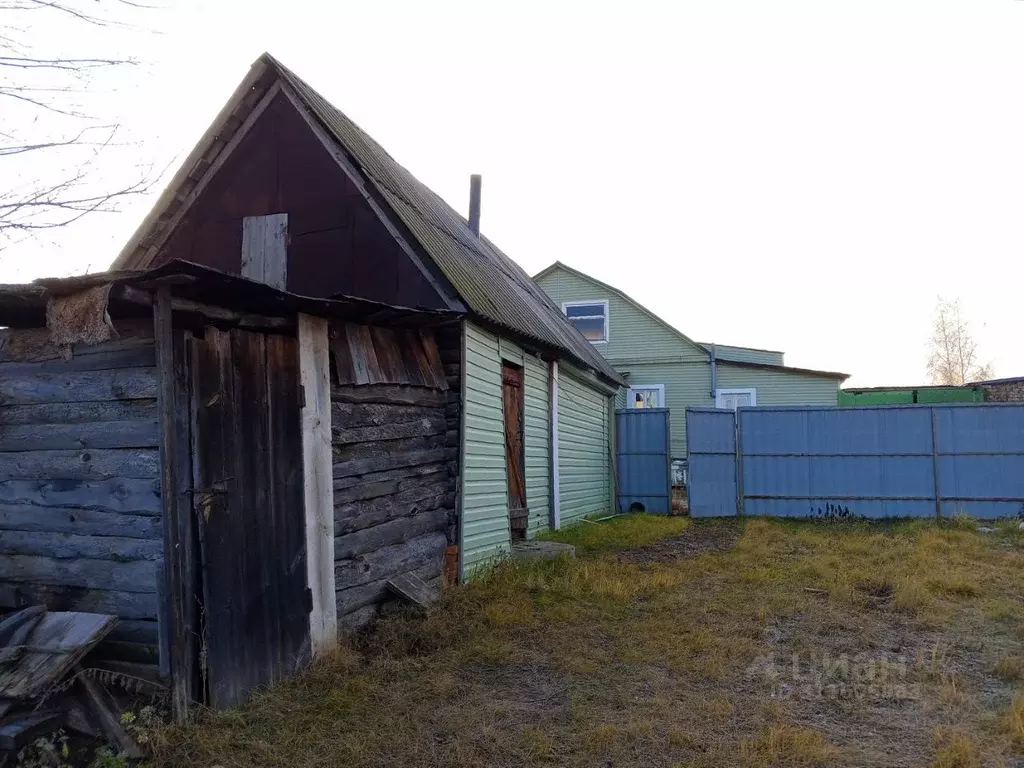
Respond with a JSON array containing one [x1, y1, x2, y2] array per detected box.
[[716, 388, 757, 410], [627, 384, 665, 409], [563, 300, 608, 343]]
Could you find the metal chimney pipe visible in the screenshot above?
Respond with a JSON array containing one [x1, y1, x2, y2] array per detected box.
[[468, 174, 482, 236]]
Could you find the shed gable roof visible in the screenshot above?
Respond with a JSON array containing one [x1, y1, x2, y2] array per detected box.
[[112, 54, 622, 386]]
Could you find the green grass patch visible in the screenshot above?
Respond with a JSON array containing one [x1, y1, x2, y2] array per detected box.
[[145, 516, 1024, 768], [538, 512, 689, 554]]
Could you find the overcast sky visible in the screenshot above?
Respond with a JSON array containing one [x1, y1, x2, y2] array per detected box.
[[3, 0, 1022, 387]]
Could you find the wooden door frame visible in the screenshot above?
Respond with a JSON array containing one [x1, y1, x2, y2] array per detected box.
[[502, 361, 528, 540], [156, 301, 336, 718]]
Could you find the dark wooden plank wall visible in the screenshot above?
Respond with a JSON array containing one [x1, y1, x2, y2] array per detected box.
[[0, 320, 163, 667], [154, 91, 448, 310], [333, 324, 460, 630]]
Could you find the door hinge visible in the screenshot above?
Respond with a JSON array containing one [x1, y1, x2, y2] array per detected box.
[[303, 587, 313, 614]]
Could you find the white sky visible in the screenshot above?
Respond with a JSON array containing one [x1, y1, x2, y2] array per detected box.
[[3, 0, 1022, 387]]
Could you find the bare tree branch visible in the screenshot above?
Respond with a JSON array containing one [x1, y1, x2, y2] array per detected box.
[[0, 0, 154, 249]]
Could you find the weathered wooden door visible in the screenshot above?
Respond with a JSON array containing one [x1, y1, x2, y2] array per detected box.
[[502, 363, 528, 540], [190, 327, 310, 708]]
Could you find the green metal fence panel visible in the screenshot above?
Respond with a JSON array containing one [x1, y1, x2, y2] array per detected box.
[[839, 387, 984, 406]]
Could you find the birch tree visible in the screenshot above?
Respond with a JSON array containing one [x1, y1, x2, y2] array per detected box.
[[926, 297, 993, 385]]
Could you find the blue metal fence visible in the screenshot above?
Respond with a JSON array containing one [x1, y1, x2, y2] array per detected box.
[[616, 408, 671, 514], [686, 404, 1024, 519]]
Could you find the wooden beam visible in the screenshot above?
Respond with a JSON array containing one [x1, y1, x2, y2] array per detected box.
[[298, 314, 336, 653], [241, 214, 288, 289], [116, 286, 293, 332], [153, 288, 198, 722]]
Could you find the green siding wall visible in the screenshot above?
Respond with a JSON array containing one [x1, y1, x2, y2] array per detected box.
[[461, 323, 557, 572], [536, 267, 705, 365], [705, 344, 784, 366], [620, 362, 840, 458], [715, 364, 840, 408], [524, 355, 550, 537], [620, 362, 711, 458], [461, 323, 510, 573], [558, 366, 610, 524]]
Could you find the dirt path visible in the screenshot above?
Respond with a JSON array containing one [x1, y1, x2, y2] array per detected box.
[[617, 518, 743, 563]]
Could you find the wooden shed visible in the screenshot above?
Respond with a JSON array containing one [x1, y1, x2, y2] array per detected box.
[[0, 260, 459, 716], [109, 53, 624, 578]]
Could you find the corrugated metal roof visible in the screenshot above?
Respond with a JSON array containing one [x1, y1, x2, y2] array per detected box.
[[270, 57, 622, 385]]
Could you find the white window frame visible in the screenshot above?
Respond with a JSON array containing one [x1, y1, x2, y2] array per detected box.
[[715, 387, 757, 409], [562, 299, 609, 344], [627, 383, 665, 409]]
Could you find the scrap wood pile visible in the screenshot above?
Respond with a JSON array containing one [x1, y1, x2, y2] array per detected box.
[[0, 606, 162, 764]]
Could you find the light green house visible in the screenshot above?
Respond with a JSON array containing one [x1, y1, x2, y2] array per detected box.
[[534, 262, 848, 477]]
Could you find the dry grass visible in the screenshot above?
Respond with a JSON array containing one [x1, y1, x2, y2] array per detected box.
[[538, 512, 689, 553], [741, 724, 840, 765], [1005, 694, 1024, 747], [145, 516, 1024, 768], [931, 727, 982, 768]]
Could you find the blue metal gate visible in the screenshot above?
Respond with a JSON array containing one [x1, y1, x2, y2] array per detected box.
[[616, 408, 671, 514], [686, 404, 1024, 519]]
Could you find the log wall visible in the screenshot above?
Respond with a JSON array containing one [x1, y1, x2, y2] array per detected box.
[[0, 321, 162, 665], [332, 323, 460, 630]]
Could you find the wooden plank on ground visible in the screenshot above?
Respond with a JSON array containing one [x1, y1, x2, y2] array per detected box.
[[0, 711, 61, 751], [0, 605, 44, 646], [386, 572, 441, 610], [79, 670, 143, 759], [334, 531, 446, 591], [0, 612, 118, 699]]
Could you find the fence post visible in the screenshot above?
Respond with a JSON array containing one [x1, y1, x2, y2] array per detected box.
[[930, 406, 942, 520], [735, 409, 744, 517]]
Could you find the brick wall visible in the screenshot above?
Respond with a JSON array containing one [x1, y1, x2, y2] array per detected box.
[[982, 381, 1024, 402]]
